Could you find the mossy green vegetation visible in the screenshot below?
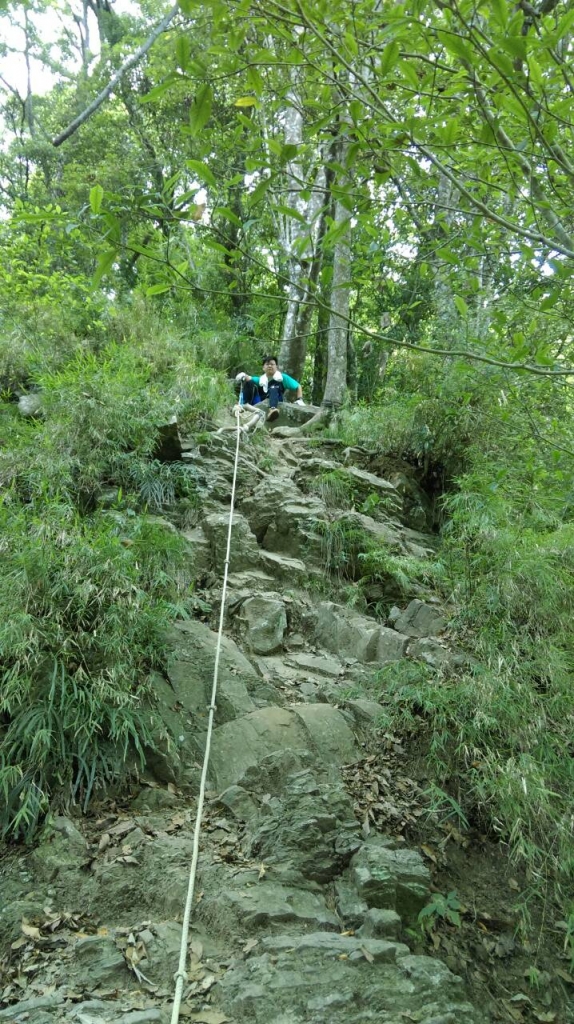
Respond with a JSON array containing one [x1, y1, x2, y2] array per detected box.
[[0, 317, 230, 839]]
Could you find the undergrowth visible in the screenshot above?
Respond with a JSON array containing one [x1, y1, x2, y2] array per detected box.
[[0, 500, 193, 839], [0, 328, 229, 838], [373, 479, 574, 913]]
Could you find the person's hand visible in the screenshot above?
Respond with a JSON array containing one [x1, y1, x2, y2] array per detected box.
[[235, 372, 248, 381], [294, 398, 305, 406]]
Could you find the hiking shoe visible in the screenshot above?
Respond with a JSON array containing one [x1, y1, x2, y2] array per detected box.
[[267, 408, 279, 422]]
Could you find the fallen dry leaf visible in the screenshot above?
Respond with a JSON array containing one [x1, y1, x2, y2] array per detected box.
[[107, 819, 136, 838], [242, 938, 258, 954], [21, 922, 42, 941], [98, 833, 111, 853], [361, 945, 375, 964], [190, 939, 203, 962]]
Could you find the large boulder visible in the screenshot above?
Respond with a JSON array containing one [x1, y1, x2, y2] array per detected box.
[[394, 599, 446, 637], [349, 839, 430, 923], [202, 512, 260, 573], [239, 593, 288, 654], [207, 702, 358, 790], [144, 621, 259, 779]]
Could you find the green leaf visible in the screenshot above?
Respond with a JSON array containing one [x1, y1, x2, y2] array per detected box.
[[379, 41, 400, 77], [89, 184, 104, 215], [213, 206, 242, 226], [276, 203, 308, 224], [248, 176, 272, 205], [344, 31, 358, 56], [437, 31, 472, 63], [557, 6, 574, 39], [246, 65, 264, 95], [491, 0, 508, 27], [527, 57, 543, 88], [189, 83, 213, 136], [175, 34, 191, 71], [146, 283, 172, 296], [185, 159, 217, 189], [322, 217, 352, 249], [234, 96, 259, 107], [454, 295, 469, 316], [400, 61, 420, 89], [139, 73, 183, 103], [91, 249, 116, 289]]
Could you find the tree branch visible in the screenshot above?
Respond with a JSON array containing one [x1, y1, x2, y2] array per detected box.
[[51, 4, 179, 147]]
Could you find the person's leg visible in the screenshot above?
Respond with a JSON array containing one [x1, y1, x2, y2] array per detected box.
[[267, 384, 281, 420]]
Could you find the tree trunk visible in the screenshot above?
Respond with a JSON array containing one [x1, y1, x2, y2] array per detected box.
[[322, 194, 351, 409], [275, 91, 327, 379]]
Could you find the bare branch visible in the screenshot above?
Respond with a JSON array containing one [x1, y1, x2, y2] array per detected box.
[[51, 4, 179, 147]]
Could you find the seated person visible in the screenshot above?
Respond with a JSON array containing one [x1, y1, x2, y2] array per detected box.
[[236, 355, 304, 421]]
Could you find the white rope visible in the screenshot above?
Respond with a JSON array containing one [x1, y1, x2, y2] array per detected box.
[[170, 405, 243, 1024]]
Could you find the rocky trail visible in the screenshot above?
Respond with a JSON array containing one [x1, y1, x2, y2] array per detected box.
[[0, 410, 551, 1024]]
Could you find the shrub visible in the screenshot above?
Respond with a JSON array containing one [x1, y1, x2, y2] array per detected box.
[[0, 499, 191, 838]]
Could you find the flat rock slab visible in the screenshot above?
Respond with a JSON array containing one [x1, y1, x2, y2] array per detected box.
[[208, 703, 358, 789], [292, 704, 358, 766], [208, 706, 310, 790], [315, 602, 408, 665], [288, 652, 344, 677], [259, 549, 308, 582], [262, 930, 408, 962], [223, 883, 339, 930], [218, 938, 480, 1024], [164, 619, 256, 727]]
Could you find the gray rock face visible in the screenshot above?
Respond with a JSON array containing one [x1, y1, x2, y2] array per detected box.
[[350, 839, 431, 923], [240, 593, 287, 653], [223, 883, 340, 930], [408, 637, 465, 669], [181, 526, 212, 574], [202, 511, 260, 572], [165, 619, 257, 725], [208, 702, 358, 790], [248, 771, 361, 883], [218, 934, 477, 1024], [72, 935, 130, 989], [394, 599, 447, 637], [27, 817, 87, 881], [314, 601, 408, 665]]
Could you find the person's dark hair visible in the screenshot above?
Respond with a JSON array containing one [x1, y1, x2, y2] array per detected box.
[[262, 355, 278, 365]]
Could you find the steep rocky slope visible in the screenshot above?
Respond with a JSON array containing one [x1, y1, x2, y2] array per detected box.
[[0, 425, 483, 1024]]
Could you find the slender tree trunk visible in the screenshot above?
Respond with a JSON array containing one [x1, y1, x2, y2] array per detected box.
[[322, 193, 351, 409], [275, 90, 327, 379], [312, 261, 331, 405]]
